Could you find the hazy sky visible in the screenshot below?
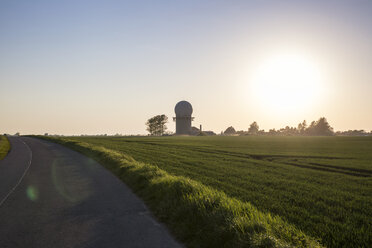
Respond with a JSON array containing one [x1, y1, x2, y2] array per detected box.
[[1, 0, 371, 135]]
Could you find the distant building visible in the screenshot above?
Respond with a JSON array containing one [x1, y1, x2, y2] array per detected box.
[[203, 131, 216, 136], [224, 126, 236, 135], [191, 126, 200, 135], [190, 126, 216, 136], [173, 101, 194, 135]]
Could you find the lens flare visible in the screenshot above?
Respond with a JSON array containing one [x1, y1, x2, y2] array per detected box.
[[26, 186, 39, 201], [51, 158, 94, 203]]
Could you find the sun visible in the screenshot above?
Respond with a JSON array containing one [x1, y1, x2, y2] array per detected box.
[[250, 52, 325, 114]]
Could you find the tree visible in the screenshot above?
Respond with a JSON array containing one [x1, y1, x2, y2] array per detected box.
[[268, 128, 277, 135], [280, 126, 297, 136], [315, 117, 334, 135], [146, 114, 168, 136], [297, 120, 307, 135], [306, 117, 333, 136], [224, 126, 236, 135], [248, 122, 259, 135]]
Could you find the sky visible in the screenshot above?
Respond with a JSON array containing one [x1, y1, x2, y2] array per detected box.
[[1, 0, 371, 135]]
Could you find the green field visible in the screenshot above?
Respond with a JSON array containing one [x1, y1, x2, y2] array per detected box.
[[48, 136, 371, 247], [0, 135, 10, 160]]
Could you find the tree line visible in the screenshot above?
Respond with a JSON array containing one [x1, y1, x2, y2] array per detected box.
[[224, 117, 338, 136], [146, 114, 371, 136]]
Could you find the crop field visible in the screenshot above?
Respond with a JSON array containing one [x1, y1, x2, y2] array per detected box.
[[57, 136, 371, 247], [0, 135, 10, 160]]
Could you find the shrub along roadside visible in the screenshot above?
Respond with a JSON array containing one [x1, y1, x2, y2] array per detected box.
[[35, 136, 322, 248], [0, 135, 10, 160]]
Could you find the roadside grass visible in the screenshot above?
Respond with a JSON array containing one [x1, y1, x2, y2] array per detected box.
[[51, 136, 372, 248], [0, 135, 10, 160], [37, 136, 322, 248]]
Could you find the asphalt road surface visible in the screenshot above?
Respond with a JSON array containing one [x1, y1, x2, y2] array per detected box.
[[0, 136, 182, 248]]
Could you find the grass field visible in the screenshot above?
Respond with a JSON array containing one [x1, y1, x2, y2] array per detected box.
[[0, 135, 10, 160], [43, 136, 371, 247]]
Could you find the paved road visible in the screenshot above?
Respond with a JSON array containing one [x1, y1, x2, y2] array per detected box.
[[0, 136, 182, 248]]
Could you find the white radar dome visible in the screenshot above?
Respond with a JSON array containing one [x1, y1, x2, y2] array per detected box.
[[175, 101, 193, 116]]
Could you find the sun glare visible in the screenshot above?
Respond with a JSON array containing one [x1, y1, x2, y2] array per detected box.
[[250, 53, 325, 114]]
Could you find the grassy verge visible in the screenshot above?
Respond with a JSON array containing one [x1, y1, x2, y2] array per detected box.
[[0, 135, 10, 160], [35, 136, 322, 248]]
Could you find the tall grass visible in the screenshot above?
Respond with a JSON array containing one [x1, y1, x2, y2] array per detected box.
[[0, 135, 10, 160], [37, 136, 321, 248]]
